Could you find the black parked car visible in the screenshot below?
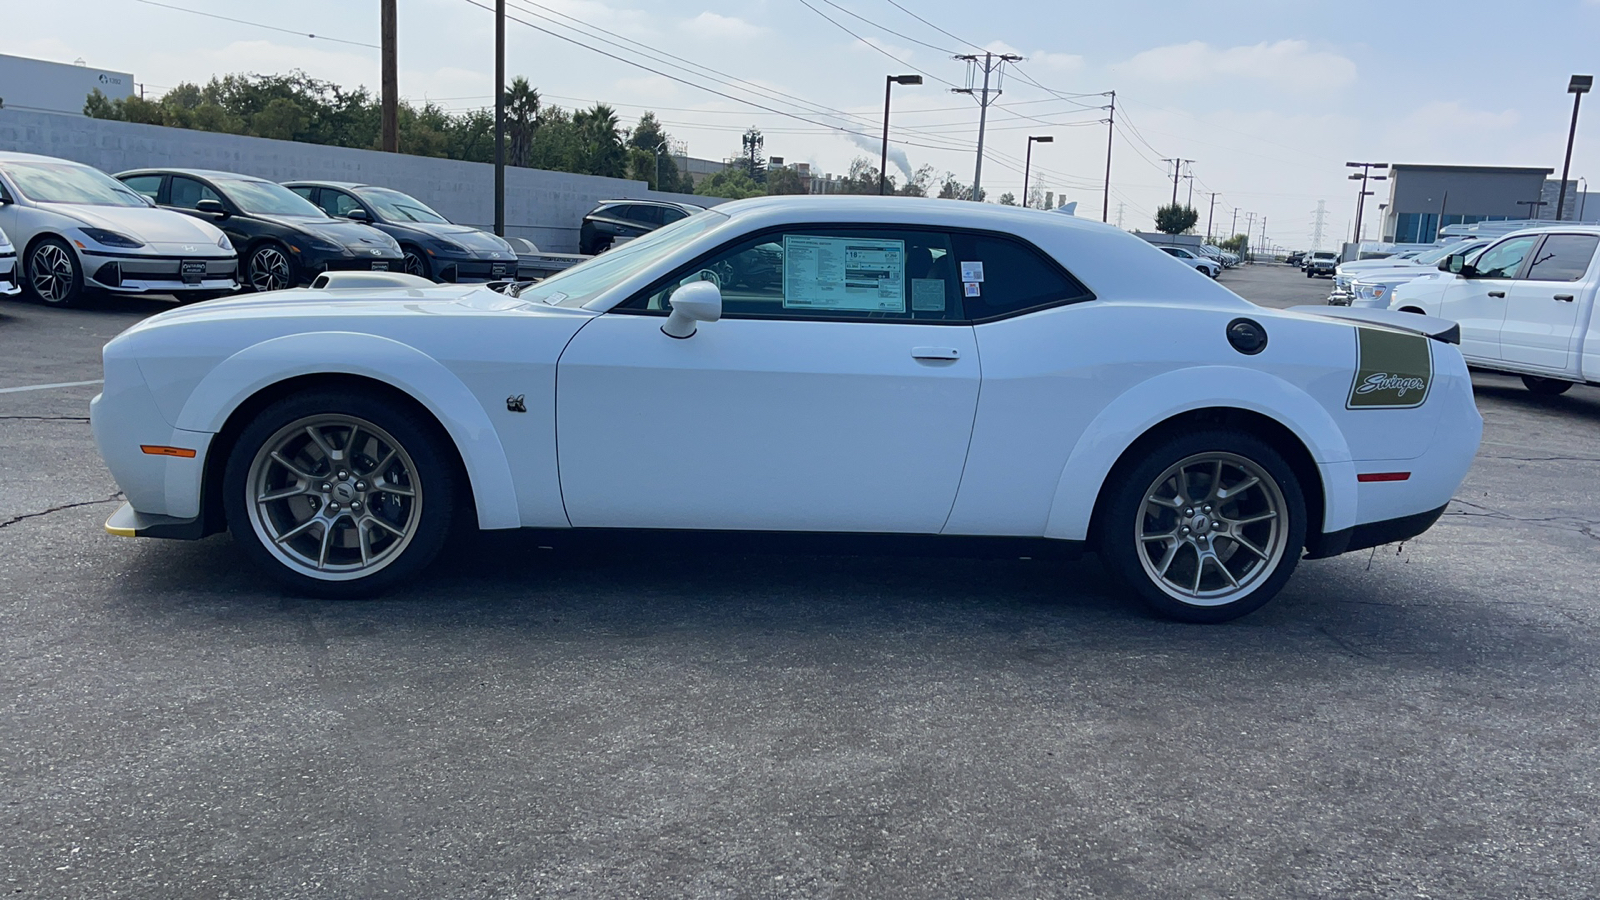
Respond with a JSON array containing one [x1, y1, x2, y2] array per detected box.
[[116, 169, 404, 292], [284, 181, 518, 283], [579, 199, 706, 255]]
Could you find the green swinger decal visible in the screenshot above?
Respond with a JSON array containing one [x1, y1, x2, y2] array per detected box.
[[1347, 327, 1432, 409]]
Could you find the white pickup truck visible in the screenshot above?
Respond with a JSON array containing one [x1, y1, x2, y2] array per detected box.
[[1387, 226, 1600, 394]]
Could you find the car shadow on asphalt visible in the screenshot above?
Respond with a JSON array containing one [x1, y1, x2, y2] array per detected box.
[[1470, 379, 1600, 423]]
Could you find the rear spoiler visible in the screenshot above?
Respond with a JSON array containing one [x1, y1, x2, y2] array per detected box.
[[1288, 305, 1461, 345]]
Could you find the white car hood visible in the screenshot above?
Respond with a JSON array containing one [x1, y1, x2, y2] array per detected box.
[[49, 204, 226, 244]]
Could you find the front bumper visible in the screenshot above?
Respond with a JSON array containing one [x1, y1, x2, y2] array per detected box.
[[0, 251, 17, 295], [80, 251, 238, 294], [104, 502, 207, 540], [434, 256, 517, 283]]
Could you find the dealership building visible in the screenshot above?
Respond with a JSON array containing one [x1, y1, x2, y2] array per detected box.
[[1378, 164, 1553, 244], [0, 53, 135, 115]]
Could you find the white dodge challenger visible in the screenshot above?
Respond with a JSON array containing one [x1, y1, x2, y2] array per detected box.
[[91, 197, 1481, 622]]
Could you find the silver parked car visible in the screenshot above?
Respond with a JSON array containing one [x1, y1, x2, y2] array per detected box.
[[0, 225, 19, 297], [0, 152, 239, 307]]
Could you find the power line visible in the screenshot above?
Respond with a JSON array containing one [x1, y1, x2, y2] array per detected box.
[[814, 0, 958, 54], [795, 0, 961, 88], [876, 0, 984, 52], [129, 0, 379, 49]]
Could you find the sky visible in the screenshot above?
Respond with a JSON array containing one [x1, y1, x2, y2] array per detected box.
[[5, 0, 1600, 250]]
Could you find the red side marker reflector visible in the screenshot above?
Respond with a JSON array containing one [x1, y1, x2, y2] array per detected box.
[[1357, 472, 1410, 483], [140, 445, 196, 458]]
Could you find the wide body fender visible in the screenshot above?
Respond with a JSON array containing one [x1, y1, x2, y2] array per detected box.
[[1041, 365, 1357, 541], [175, 331, 521, 530]]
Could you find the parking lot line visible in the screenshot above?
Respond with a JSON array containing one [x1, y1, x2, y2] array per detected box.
[[0, 379, 104, 395]]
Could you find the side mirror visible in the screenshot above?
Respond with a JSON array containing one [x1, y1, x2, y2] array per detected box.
[[344, 208, 371, 222], [195, 198, 228, 218], [661, 280, 722, 339]]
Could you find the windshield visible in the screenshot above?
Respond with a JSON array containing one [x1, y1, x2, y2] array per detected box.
[[4, 161, 149, 207], [1414, 241, 1486, 265], [356, 187, 451, 224], [1313, 251, 1337, 259], [217, 179, 327, 217], [516, 211, 728, 307]]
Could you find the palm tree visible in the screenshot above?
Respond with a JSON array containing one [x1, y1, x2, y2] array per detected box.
[[575, 103, 625, 178], [503, 77, 540, 167]]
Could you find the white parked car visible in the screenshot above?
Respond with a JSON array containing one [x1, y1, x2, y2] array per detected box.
[[91, 197, 1481, 622], [1159, 245, 1221, 277], [0, 225, 19, 296], [1388, 226, 1600, 395], [1334, 240, 1494, 306], [0, 152, 239, 306]]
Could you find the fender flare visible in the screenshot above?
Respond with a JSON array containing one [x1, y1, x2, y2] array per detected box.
[[175, 331, 521, 529], [1041, 366, 1357, 541]]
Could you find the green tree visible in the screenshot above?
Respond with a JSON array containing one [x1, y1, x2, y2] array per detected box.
[[625, 112, 681, 192], [1155, 204, 1200, 235], [574, 103, 626, 178], [1218, 233, 1249, 254], [997, 192, 1017, 206], [765, 166, 806, 195], [504, 77, 540, 167], [695, 167, 764, 199], [740, 127, 766, 183], [251, 97, 306, 141]]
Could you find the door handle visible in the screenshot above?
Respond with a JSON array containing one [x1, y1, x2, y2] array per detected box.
[[1487, 290, 1506, 298], [911, 347, 960, 360], [1555, 294, 1575, 302]]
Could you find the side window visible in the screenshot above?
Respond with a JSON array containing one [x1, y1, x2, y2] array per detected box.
[[1523, 235, 1599, 283], [121, 174, 162, 202], [626, 205, 664, 226], [288, 186, 316, 203], [950, 232, 1092, 320], [322, 190, 364, 218], [624, 227, 963, 322], [169, 176, 222, 210], [661, 207, 689, 225], [1473, 236, 1539, 279]]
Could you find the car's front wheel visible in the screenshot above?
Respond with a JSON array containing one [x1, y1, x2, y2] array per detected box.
[[1521, 375, 1574, 396], [246, 242, 296, 292], [1098, 430, 1307, 623], [222, 390, 457, 597], [26, 237, 85, 307], [400, 245, 433, 281]]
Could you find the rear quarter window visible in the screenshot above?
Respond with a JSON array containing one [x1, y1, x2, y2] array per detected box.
[[951, 232, 1093, 321]]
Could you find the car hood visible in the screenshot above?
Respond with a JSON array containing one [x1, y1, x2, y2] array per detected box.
[[1340, 258, 1425, 274], [395, 222, 514, 257], [1350, 265, 1443, 284], [263, 215, 400, 252], [49, 204, 226, 244]]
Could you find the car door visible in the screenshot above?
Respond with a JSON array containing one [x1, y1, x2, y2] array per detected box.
[[1439, 234, 1539, 361], [554, 225, 981, 533], [165, 174, 253, 247], [1500, 233, 1597, 373]]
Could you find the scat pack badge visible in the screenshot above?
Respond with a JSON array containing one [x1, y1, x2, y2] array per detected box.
[[1347, 327, 1432, 409]]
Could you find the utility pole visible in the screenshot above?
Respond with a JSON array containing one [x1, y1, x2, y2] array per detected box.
[[493, 0, 505, 236], [1260, 216, 1267, 257], [1244, 211, 1257, 261], [1185, 173, 1195, 209], [1102, 90, 1115, 223], [1311, 200, 1327, 250], [1161, 158, 1194, 207], [380, 0, 398, 153], [1205, 192, 1218, 241], [953, 51, 1021, 202], [1230, 207, 1239, 239]]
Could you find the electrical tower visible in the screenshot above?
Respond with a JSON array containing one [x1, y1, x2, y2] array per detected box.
[[1310, 200, 1328, 250], [953, 52, 1021, 202], [1115, 202, 1125, 229]]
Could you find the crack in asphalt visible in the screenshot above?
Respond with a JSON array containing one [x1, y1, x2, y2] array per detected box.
[[0, 494, 124, 531], [0, 415, 91, 422], [1446, 497, 1600, 542], [1483, 454, 1600, 463]]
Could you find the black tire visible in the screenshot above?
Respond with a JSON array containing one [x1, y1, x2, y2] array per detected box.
[[25, 237, 85, 307], [400, 245, 433, 281], [1097, 429, 1307, 623], [1522, 375, 1574, 396], [245, 241, 297, 293], [222, 388, 458, 598], [1305, 271, 1313, 279]]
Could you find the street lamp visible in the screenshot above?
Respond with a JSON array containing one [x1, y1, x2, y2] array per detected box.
[[1022, 135, 1053, 208], [1556, 75, 1592, 221], [1346, 161, 1389, 243], [880, 74, 922, 195]]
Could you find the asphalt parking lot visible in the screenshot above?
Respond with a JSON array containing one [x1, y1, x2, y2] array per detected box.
[[3, 266, 1598, 899]]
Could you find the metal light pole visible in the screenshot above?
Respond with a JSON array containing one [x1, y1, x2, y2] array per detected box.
[[880, 74, 922, 195], [1556, 75, 1592, 221], [1022, 135, 1052, 208], [1345, 161, 1389, 244], [1581, 176, 1590, 220], [493, 0, 505, 236]]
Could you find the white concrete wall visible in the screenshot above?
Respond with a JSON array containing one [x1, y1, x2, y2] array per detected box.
[[0, 109, 713, 252]]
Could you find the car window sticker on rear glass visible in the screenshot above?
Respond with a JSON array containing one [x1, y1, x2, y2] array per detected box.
[[911, 278, 946, 311], [960, 260, 985, 282], [781, 235, 906, 312], [963, 281, 981, 298]]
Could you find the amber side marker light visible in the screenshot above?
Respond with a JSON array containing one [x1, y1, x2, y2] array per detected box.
[[140, 445, 197, 458], [1357, 472, 1411, 483]]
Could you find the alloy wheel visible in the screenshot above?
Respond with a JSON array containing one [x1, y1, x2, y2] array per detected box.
[[244, 414, 423, 581], [401, 250, 429, 279], [1135, 451, 1289, 607], [30, 243, 75, 303], [249, 246, 293, 292]]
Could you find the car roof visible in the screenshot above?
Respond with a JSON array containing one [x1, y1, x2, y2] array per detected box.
[[115, 167, 273, 183], [282, 180, 369, 190], [596, 198, 703, 210], [0, 151, 100, 167], [710, 194, 1126, 235]]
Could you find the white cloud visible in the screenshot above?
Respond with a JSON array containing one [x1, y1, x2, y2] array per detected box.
[[1028, 50, 1085, 73], [1398, 100, 1519, 132], [680, 11, 768, 41], [1115, 40, 1357, 91]]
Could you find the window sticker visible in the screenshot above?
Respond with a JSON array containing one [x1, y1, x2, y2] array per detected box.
[[782, 235, 906, 311], [910, 278, 946, 311], [960, 261, 985, 283], [963, 281, 981, 298]]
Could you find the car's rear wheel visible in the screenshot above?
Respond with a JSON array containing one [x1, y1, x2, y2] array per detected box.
[[1522, 375, 1574, 396], [1099, 431, 1306, 623], [223, 390, 457, 597], [246, 242, 296, 292], [26, 238, 84, 307]]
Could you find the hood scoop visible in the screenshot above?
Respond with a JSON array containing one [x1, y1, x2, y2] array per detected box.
[[309, 271, 436, 290]]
